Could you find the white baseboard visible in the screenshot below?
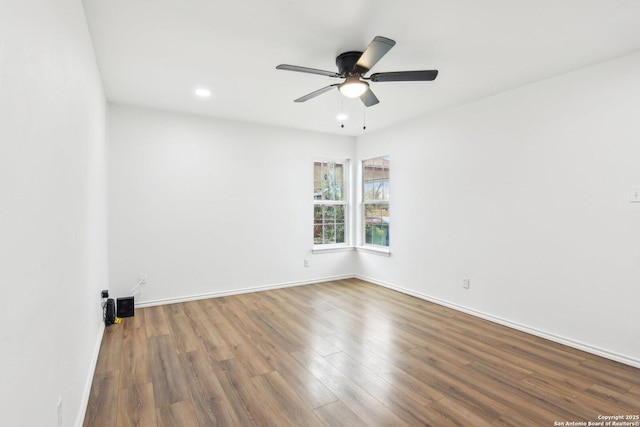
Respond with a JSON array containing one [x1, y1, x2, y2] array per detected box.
[[135, 274, 356, 308], [356, 274, 640, 369], [76, 321, 105, 427]]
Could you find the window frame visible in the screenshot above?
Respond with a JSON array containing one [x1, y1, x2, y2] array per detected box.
[[360, 155, 390, 253], [312, 159, 351, 251]]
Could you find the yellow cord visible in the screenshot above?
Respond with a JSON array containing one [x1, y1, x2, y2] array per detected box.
[[114, 317, 122, 324]]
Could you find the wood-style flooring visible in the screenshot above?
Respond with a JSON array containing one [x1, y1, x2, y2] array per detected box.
[[83, 279, 640, 426]]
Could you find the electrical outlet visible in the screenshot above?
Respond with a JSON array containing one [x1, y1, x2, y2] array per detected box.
[[138, 273, 147, 284], [463, 277, 470, 289], [630, 186, 640, 203], [304, 259, 310, 267]]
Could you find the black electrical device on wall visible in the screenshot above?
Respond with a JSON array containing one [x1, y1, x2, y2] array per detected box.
[[101, 290, 134, 324], [104, 298, 116, 325], [117, 297, 135, 318]]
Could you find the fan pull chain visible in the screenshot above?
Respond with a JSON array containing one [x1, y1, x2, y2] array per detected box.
[[340, 97, 345, 129], [363, 106, 367, 130]]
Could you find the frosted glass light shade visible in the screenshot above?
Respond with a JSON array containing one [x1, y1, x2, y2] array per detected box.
[[339, 78, 368, 98]]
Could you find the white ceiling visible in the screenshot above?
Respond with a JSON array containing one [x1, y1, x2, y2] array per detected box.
[[82, 0, 640, 136]]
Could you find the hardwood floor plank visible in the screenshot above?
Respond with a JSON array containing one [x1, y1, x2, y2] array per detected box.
[[162, 303, 201, 354], [291, 350, 409, 426], [321, 332, 395, 373], [213, 357, 282, 426], [156, 400, 199, 427], [440, 327, 596, 389], [144, 305, 171, 337], [578, 357, 640, 389], [213, 319, 274, 377], [313, 401, 369, 427], [400, 348, 509, 422], [248, 337, 338, 409], [179, 350, 240, 426], [627, 385, 640, 400], [521, 373, 635, 420], [181, 301, 234, 361], [83, 369, 120, 427], [466, 360, 562, 424], [84, 278, 640, 426], [586, 383, 640, 411], [96, 323, 123, 374], [429, 396, 497, 427], [323, 351, 445, 425], [116, 383, 157, 427], [251, 371, 325, 426], [119, 308, 152, 389], [148, 335, 190, 407], [248, 310, 304, 352], [491, 410, 544, 427], [424, 326, 528, 373], [376, 365, 446, 404]]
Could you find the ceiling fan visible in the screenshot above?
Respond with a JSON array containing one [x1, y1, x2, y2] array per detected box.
[[276, 36, 438, 107]]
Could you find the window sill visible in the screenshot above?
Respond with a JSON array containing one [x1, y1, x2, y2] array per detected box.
[[356, 246, 391, 257], [312, 245, 355, 254]]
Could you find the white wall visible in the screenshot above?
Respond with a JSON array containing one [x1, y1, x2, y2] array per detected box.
[[356, 52, 640, 366], [0, 1, 108, 426], [108, 53, 640, 367], [108, 104, 355, 304]]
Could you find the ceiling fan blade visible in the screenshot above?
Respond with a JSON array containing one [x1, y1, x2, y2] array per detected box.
[[276, 64, 341, 78], [294, 84, 340, 102], [360, 87, 379, 107], [355, 36, 396, 72], [369, 70, 438, 82]]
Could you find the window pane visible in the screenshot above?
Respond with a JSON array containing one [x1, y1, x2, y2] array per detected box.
[[362, 157, 389, 202], [374, 159, 383, 181], [327, 162, 341, 201], [373, 181, 380, 201], [363, 159, 375, 182], [381, 180, 390, 200], [314, 205, 323, 225], [364, 217, 389, 246], [314, 160, 348, 246], [363, 182, 375, 201], [371, 224, 389, 246], [362, 156, 389, 247], [315, 161, 344, 202], [335, 164, 343, 190], [321, 224, 332, 243], [364, 203, 388, 218], [313, 225, 323, 244], [324, 205, 335, 219], [313, 203, 346, 245], [313, 180, 322, 200], [336, 223, 345, 243]]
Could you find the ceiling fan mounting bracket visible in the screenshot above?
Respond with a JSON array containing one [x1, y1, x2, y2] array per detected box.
[[336, 51, 364, 76]]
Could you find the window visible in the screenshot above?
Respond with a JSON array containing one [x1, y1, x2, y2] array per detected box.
[[362, 156, 389, 247], [314, 161, 348, 246]]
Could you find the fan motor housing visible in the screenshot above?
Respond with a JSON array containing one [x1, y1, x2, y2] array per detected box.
[[336, 51, 363, 75]]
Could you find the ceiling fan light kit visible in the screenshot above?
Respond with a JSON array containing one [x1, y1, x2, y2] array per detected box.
[[339, 77, 369, 98], [276, 36, 438, 108]]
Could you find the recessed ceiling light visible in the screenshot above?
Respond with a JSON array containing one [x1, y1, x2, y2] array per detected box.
[[336, 113, 348, 121], [194, 88, 211, 98]]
